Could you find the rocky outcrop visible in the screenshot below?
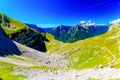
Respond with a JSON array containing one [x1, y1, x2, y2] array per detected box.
[[0, 13, 49, 52], [11, 29, 48, 52]]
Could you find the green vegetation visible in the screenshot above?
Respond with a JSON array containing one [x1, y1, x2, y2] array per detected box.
[[0, 13, 119, 70], [0, 68, 26, 80], [8, 55, 36, 63], [46, 24, 120, 69], [109, 79, 120, 80], [6, 55, 61, 71], [0, 13, 46, 39], [8, 55, 60, 71], [50, 24, 109, 43], [0, 13, 29, 38], [0, 62, 26, 80], [24, 65, 60, 72], [0, 13, 120, 79], [0, 13, 48, 52], [0, 58, 60, 80], [87, 78, 100, 80]]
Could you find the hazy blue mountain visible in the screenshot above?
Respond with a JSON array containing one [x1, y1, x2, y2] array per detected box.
[[43, 28, 54, 33], [26, 23, 53, 33], [25, 23, 45, 33]]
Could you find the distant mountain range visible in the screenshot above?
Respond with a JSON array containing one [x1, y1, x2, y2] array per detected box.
[[25, 23, 46, 33], [26, 22, 109, 42], [25, 23, 53, 33], [50, 23, 110, 42], [26, 22, 109, 43], [46, 23, 120, 69]]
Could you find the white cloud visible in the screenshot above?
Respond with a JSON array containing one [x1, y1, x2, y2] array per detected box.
[[109, 19, 120, 24], [80, 21, 86, 24], [80, 20, 96, 26]]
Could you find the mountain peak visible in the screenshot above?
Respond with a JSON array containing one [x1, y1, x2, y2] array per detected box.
[[50, 23, 109, 42]]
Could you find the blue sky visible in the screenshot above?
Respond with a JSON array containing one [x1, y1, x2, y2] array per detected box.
[[0, 0, 120, 27]]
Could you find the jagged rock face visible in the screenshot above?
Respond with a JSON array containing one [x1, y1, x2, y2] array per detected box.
[[11, 29, 47, 52], [49, 24, 109, 42], [0, 28, 21, 56], [50, 25, 71, 42], [0, 14, 48, 52]]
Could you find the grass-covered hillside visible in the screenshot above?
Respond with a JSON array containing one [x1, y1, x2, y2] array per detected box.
[[0, 12, 120, 70], [0, 62, 26, 80], [46, 24, 120, 69], [0, 13, 29, 37], [0, 13, 48, 52]]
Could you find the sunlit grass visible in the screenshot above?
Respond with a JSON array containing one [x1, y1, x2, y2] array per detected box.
[[0, 62, 26, 80], [46, 24, 120, 69]]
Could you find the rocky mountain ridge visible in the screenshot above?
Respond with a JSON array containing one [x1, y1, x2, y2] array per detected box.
[[49, 23, 109, 42], [0, 13, 48, 52]]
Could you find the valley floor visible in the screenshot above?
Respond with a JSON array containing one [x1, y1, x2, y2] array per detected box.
[[17, 68, 120, 80]]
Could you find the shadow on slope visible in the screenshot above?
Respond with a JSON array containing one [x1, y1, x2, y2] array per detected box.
[[0, 14, 48, 52], [0, 27, 21, 56], [10, 29, 48, 52]]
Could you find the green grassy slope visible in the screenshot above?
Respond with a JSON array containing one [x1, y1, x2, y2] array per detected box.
[[46, 24, 120, 69], [0, 13, 29, 37], [0, 13, 120, 70], [0, 13, 47, 38], [0, 62, 26, 80], [0, 13, 49, 52]]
